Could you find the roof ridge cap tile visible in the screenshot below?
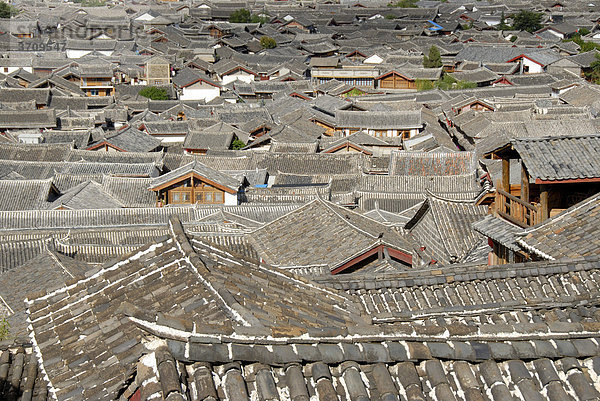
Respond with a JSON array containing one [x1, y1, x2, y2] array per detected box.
[[168, 215, 266, 330]]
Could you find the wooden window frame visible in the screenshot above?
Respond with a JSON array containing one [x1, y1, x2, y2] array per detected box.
[[165, 176, 226, 205]]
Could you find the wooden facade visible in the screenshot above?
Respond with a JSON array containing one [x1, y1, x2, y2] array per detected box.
[[488, 150, 600, 227], [377, 71, 415, 90], [150, 172, 233, 206], [81, 77, 114, 97]]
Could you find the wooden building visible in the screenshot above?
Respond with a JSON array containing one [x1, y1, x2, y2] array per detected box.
[[484, 135, 600, 229], [148, 160, 241, 206], [377, 71, 416, 90], [79, 64, 115, 97], [375, 68, 441, 90]]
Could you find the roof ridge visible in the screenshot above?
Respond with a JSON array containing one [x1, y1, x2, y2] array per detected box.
[[168, 216, 265, 329]]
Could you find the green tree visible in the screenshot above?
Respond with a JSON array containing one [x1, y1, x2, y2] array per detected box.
[[415, 75, 477, 91], [231, 138, 246, 150], [0, 2, 18, 18], [585, 54, 600, 83], [415, 79, 434, 91], [139, 86, 169, 100], [260, 36, 277, 49], [229, 8, 252, 23], [562, 34, 600, 53], [423, 45, 442, 68], [497, 11, 511, 31], [0, 317, 9, 341], [341, 88, 365, 97], [578, 28, 590, 36], [250, 14, 270, 24], [388, 0, 417, 7], [512, 10, 543, 33]]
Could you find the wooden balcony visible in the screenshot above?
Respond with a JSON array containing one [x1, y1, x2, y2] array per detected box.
[[494, 189, 543, 228]]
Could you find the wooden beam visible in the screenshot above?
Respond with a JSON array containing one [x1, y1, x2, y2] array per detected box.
[[520, 160, 529, 203], [535, 177, 600, 184], [331, 245, 382, 274], [501, 158, 510, 192], [540, 184, 549, 221]]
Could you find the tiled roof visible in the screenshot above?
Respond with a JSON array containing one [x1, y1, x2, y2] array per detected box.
[[0, 160, 160, 180], [0, 179, 56, 211], [405, 195, 487, 265], [249, 198, 413, 271], [26, 217, 365, 399], [149, 160, 241, 192], [517, 192, 600, 260], [0, 142, 72, 162], [389, 150, 477, 176], [512, 135, 600, 181], [336, 110, 423, 130], [0, 347, 47, 400]]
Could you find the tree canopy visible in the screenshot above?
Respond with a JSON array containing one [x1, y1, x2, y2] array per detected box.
[[0, 2, 18, 18], [139, 86, 169, 100], [586, 54, 600, 84], [229, 8, 251, 23], [387, 0, 417, 7], [231, 138, 246, 150], [512, 10, 543, 33], [416, 75, 477, 92], [497, 11, 511, 31], [260, 36, 277, 49], [423, 45, 442, 68], [0, 317, 9, 341], [229, 8, 270, 24]]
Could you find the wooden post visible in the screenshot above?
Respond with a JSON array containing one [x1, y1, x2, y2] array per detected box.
[[191, 175, 194, 203], [502, 158, 510, 193], [540, 184, 549, 221], [520, 161, 529, 203]]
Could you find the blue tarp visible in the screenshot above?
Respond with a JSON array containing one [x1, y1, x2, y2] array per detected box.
[[427, 20, 443, 31]]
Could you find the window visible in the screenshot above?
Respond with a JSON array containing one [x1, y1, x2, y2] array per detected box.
[[194, 183, 224, 204], [166, 178, 226, 205], [170, 190, 191, 204], [90, 89, 99, 96], [3, 68, 7, 73]]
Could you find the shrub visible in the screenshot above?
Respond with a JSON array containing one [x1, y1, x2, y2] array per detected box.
[[260, 36, 277, 49], [388, 0, 417, 7], [423, 45, 442, 68], [512, 10, 543, 33], [0, 2, 18, 17], [416, 79, 434, 91], [139, 86, 169, 100], [342, 88, 365, 97], [229, 8, 251, 23], [231, 138, 246, 150], [0, 317, 9, 341], [229, 9, 270, 24]]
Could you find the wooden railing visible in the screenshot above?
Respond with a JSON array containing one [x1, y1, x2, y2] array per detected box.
[[495, 189, 542, 228]]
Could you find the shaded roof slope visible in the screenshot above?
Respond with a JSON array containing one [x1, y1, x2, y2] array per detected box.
[[513, 135, 600, 181], [26, 217, 365, 399], [518, 192, 600, 260], [249, 198, 413, 271]]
